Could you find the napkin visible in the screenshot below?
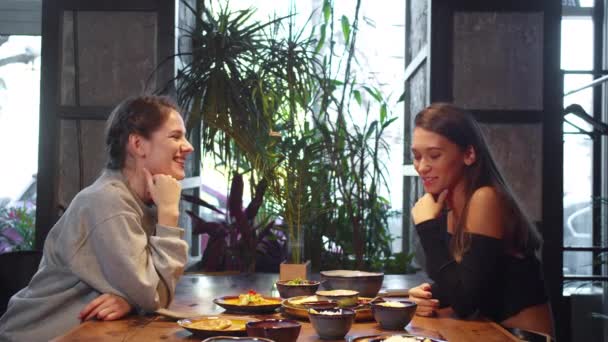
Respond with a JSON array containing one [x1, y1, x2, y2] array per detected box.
[[155, 308, 195, 320]]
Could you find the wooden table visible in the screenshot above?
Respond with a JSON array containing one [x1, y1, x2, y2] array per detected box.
[[53, 273, 520, 341]]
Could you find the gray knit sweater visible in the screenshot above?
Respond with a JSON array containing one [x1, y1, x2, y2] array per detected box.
[[0, 170, 189, 342]]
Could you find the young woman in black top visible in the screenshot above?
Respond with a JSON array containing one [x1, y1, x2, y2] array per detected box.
[[407, 103, 553, 336]]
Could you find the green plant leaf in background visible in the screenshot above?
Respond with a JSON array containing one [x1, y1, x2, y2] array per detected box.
[[0, 206, 35, 253], [380, 103, 387, 123], [167, 0, 412, 274], [353, 89, 362, 106], [323, 0, 331, 22], [341, 15, 351, 46], [396, 90, 406, 103]]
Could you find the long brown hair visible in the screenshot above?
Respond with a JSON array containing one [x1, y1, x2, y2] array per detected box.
[[414, 103, 541, 260]]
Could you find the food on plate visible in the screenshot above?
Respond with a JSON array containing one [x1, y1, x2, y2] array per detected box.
[[288, 295, 319, 305], [378, 301, 407, 308], [238, 290, 265, 305], [187, 318, 234, 330], [218, 290, 281, 306], [309, 308, 346, 315]]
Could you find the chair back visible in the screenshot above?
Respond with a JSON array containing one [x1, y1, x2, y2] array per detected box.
[[0, 250, 42, 314]]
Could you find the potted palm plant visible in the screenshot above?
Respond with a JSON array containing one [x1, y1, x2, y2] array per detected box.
[[171, 0, 400, 274], [173, 0, 320, 274], [271, 129, 324, 279]]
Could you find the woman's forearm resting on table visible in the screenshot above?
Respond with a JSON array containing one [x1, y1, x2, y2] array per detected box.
[[75, 215, 188, 312], [416, 217, 501, 318]]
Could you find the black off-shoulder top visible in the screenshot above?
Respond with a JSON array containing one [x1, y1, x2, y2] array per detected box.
[[415, 214, 548, 322]]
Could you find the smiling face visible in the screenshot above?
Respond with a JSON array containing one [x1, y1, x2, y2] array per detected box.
[[411, 127, 474, 195], [140, 109, 193, 180]]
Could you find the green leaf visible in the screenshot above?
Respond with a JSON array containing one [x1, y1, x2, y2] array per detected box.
[[396, 90, 406, 103], [315, 24, 326, 53], [377, 196, 390, 204], [365, 121, 378, 139], [353, 90, 362, 106], [341, 15, 350, 45], [362, 85, 382, 102], [380, 103, 387, 123], [323, 0, 331, 23], [381, 117, 398, 129]]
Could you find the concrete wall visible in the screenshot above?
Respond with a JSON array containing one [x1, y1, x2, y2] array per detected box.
[[452, 12, 544, 222], [57, 10, 159, 207]]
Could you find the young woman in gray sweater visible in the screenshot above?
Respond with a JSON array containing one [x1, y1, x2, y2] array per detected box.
[[0, 95, 193, 341]]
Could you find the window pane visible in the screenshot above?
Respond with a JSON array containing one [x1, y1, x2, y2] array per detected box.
[[563, 133, 593, 241], [562, 0, 594, 7], [0, 35, 40, 253], [563, 251, 593, 277], [563, 74, 593, 132], [578, 0, 594, 7], [562, 75, 593, 276], [0, 36, 40, 203], [563, 73, 593, 257], [561, 17, 594, 70], [350, 0, 406, 254]]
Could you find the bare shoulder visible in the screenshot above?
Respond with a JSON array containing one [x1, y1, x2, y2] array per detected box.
[[465, 186, 505, 239]]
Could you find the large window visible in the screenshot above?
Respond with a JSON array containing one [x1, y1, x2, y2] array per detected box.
[[561, 14, 594, 284], [561, 1, 608, 340], [0, 35, 40, 253], [191, 1, 406, 257]]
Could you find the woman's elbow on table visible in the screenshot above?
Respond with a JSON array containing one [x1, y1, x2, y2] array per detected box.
[[446, 288, 481, 318], [134, 295, 163, 313], [125, 284, 167, 313], [451, 302, 479, 319]]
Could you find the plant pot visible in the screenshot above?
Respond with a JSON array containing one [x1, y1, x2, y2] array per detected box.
[[279, 260, 311, 281]]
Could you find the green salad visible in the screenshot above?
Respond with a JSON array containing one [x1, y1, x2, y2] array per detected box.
[[286, 278, 307, 285]]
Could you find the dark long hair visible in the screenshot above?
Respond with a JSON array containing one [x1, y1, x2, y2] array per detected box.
[[414, 103, 541, 260], [105, 95, 179, 170]]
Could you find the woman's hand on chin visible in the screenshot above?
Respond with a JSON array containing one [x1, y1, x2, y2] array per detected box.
[[411, 189, 448, 224], [143, 168, 181, 226]]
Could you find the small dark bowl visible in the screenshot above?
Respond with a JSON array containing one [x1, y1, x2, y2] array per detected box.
[[275, 280, 321, 298], [320, 270, 384, 297], [246, 319, 301, 342], [371, 300, 417, 330], [308, 307, 356, 340]]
